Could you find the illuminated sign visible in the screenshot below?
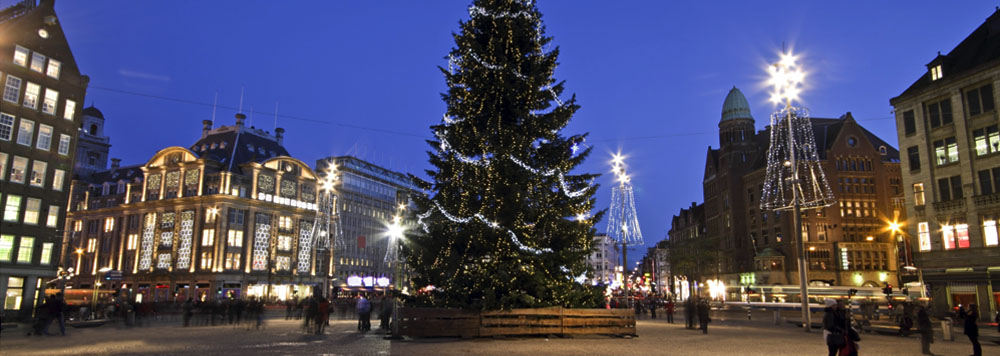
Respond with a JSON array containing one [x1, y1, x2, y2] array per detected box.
[[347, 275, 363, 286]]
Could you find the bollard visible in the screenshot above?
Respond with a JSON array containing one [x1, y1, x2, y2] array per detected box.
[[773, 310, 781, 325], [940, 318, 953, 341]]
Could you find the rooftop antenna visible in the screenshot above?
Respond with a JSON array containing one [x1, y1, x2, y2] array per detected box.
[[238, 86, 245, 114], [210, 91, 218, 128], [273, 102, 279, 131]]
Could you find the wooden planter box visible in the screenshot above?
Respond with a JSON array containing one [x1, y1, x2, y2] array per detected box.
[[397, 307, 636, 338]]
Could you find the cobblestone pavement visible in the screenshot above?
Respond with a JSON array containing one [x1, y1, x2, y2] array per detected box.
[[1, 314, 997, 355]]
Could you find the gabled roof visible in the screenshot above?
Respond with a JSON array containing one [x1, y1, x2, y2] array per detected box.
[[78, 164, 144, 185], [751, 114, 900, 170], [893, 9, 1000, 101], [0, 0, 84, 82], [189, 125, 290, 174]]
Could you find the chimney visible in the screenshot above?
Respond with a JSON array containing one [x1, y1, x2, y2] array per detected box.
[[202, 120, 212, 138], [275, 127, 285, 145], [111, 158, 121, 170], [235, 113, 246, 129]]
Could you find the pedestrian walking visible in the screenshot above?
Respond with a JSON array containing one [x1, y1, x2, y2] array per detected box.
[[44, 293, 67, 336], [379, 295, 393, 331], [182, 298, 194, 327], [684, 298, 695, 329], [696, 299, 710, 334], [916, 304, 933, 355], [960, 304, 982, 356], [649, 298, 657, 319], [665, 299, 675, 324], [356, 295, 371, 331], [823, 299, 847, 356]]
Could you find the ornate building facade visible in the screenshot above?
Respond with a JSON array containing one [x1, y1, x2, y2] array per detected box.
[[62, 114, 326, 302], [1, 0, 88, 319], [690, 88, 906, 300], [890, 9, 1000, 320]]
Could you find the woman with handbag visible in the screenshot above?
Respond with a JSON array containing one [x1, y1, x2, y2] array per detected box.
[[823, 299, 847, 356]]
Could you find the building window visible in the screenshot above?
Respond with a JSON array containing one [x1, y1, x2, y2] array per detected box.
[[124, 233, 137, 250], [200, 252, 213, 270], [40, 243, 52, 265], [4, 277, 24, 310], [29, 52, 45, 73], [41, 89, 58, 115], [201, 229, 215, 246], [52, 169, 65, 191], [36, 124, 52, 151], [917, 222, 931, 251], [925, 99, 952, 128], [933, 137, 958, 165], [227, 230, 243, 247], [17, 237, 33, 263], [0, 112, 13, 141], [902, 110, 916, 135], [0, 152, 6, 180], [930, 65, 943, 81], [278, 235, 292, 251], [3, 75, 21, 103], [87, 238, 96, 253], [983, 219, 999, 247], [973, 125, 999, 156], [16, 119, 33, 146], [46, 58, 61, 79], [103, 217, 115, 232], [3, 195, 20, 222], [46, 205, 59, 227], [55, 134, 70, 156], [13, 45, 29, 66], [0, 235, 13, 261], [278, 216, 293, 230], [23, 198, 40, 225], [913, 183, 925, 206], [224, 252, 241, 270], [30, 160, 46, 187], [907, 146, 920, 171], [22, 82, 39, 109], [966, 83, 994, 116], [11, 156, 28, 183], [63, 99, 75, 120], [228, 209, 245, 226]]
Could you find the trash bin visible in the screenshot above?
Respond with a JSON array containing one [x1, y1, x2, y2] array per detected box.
[[940, 318, 953, 341]]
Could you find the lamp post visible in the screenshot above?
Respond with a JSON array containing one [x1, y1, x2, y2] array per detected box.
[[767, 50, 812, 332], [386, 213, 405, 339], [92, 267, 111, 318]]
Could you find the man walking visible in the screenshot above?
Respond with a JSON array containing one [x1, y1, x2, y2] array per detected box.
[[684, 298, 695, 329], [356, 295, 371, 331], [44, 293, 67, 336], [916, 304, 933, 355], [961, 304, 982, 356], [697, 299, 710, 334], [665, 299, 674, 324]]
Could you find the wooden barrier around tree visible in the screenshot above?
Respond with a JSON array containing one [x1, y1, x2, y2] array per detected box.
[[396, 307, 636, 338]]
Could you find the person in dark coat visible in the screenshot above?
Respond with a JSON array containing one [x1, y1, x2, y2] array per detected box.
[[822, 299, 848, 356], [665, 299, 675, 324], [916, 304, 933, 355], [182, 298, 194, 327], [44, 293, 66, 336], [961, 304, 981, 356], [684, 298, 695, 329], [696, 299, 710, 334]]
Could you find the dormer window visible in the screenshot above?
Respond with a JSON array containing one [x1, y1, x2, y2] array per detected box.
[[210, 142, 218, 149], [930, 65, 943, 81], [879, 146, 887, 155]]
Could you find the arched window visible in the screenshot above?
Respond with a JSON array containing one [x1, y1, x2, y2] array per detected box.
[[89, 124, 98, 135]]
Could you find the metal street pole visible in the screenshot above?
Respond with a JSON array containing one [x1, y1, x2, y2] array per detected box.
[[786, 96, 811, 332]]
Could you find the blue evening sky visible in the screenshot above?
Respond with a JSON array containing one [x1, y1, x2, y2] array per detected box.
[[37, 0, 998, 263]]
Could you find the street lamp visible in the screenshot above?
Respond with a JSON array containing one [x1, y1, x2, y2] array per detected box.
[[385, 215, 406, 339], [92, 267, 112, 319]]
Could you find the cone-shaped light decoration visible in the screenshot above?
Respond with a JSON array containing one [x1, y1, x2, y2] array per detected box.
[[760, 52, 835, 211], [607, 153, 643, 246]]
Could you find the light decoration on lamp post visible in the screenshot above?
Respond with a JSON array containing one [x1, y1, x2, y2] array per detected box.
[[312, 161, 344, 297], [607, 152, 643, 307], [760, 49, 835, 332]]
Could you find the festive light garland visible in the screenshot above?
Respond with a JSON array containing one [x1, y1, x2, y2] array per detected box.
[[416, 200, 553, 255], [760, 107, 836, 210]]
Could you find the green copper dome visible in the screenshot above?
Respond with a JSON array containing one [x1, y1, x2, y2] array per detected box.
[[721, 86, 753, 122]]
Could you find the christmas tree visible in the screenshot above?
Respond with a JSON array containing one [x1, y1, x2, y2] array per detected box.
[[405, 0, 603, 310]]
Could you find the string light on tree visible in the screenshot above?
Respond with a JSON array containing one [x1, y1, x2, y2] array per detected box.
[[407, 0, 603, 310], [759, 49, 835, 332]]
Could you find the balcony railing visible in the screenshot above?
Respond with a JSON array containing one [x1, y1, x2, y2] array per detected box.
[[973, 193, 1000, 209], [932, 199, 965, 214]]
